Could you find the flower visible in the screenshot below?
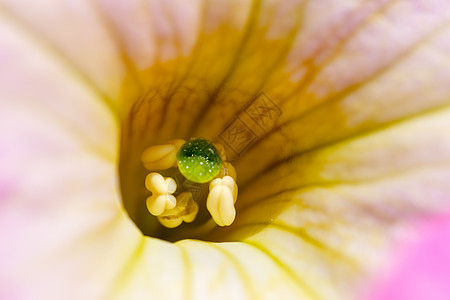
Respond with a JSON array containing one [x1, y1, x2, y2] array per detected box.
[[1, 0, 450, 299]]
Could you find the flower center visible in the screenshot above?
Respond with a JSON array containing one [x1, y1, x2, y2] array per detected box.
[[117, 56, 285, 242], [118, 104, 242, 241], [140, 137, 238, 232]]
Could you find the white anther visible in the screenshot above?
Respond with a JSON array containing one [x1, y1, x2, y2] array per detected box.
[[157, 192, 199, 228], [145, 173, 177, 216], [207, 176, 238, 226], [141, 139, 185, 170]]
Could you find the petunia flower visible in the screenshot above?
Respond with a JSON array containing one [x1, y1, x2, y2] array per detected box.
[[1, 0, 450, 299]]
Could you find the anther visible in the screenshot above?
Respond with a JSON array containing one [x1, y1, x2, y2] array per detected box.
[[206, 176, 238, 226], [145, 173, 177, 216], [141, 139, 185, 170], [157, 192, 199, 228]]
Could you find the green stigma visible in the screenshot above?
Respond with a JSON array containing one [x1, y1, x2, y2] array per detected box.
[[176, 138, 222, 183]]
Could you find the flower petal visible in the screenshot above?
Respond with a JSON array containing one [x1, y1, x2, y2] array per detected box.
[[0, 8, 142, 300]]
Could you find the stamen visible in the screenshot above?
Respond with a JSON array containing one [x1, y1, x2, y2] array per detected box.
[[157, 192, 199, 228], [206, 176, 238, 226], [141, 139, 185, 170], [141, 138, 239, 229], [144, 173, 177, 216]]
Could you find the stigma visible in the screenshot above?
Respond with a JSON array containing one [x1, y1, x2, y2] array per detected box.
[[141, 138, 238, 228]]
